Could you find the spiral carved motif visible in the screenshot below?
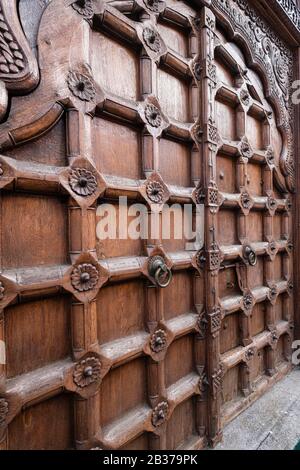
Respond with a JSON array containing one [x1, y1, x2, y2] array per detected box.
[[0, 398, 8, 426]]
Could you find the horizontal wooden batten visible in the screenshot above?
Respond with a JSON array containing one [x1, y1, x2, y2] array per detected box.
[[100, 312, 198, 368], [221, 241, 290, 262], [221, 320, 291, 371], [5, 359, 71, 414], [176, 435, 207, 451], [220, 282, 290, 315], [220, 193, 288, 211], [97, 372, 200, 449], [93, 4, 138, 46], [160, 51, 192, 79]]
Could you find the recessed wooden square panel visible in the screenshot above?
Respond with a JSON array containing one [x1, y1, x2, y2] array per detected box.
[[220, 313, 241, 354], [275, 294, 284, 323], [5, 296, 70, 378], [250, 349, 266, 383], [273, 253, 283, 282], [100, 358, 147, 427], [97, 280, 145, 344], [92, 118, 141, 179], [250, 303, 265, 337], [1, 193, 67, 269], [164, 271, 194, 320], [166, 398, 196, 449], [4, 119, 67, 167], [247, 163, 263, 196], [247, 211, 263, 242], [273, 213, 283, 240], [270, 119, 283, 156], [218, 267, 240, 298], [159, 138, 191, 186], [165, 335, 194, 387], [275, 336, 286, 365], [246, 115, 263, 150], [247, 258, 264, 289], [160, 203, 192, 252], [92, 31, 139, 101], [216, 154, 236, 193], [215, 100, 236, 141], [96, 201, 144, 258], [158, 22, 189, 57], [121, 433, 149, 450], [215, 59, 235, 87], [222, 366, 240, 404], [8, 395, 73, 450], [218, 210, 237, 245], [158, 69, 189, 122]]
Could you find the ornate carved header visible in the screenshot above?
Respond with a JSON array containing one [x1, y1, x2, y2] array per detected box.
[[274, 0, 300, 31]]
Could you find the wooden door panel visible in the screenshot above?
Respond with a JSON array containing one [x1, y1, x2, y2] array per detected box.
[[213, 1, 294, 432], [0, 0, 297, 451]]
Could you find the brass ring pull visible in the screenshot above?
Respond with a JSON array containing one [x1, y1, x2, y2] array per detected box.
[[243, 245, 257, 266], [154, 264, 173, 288], [149, 256, 173, 288]]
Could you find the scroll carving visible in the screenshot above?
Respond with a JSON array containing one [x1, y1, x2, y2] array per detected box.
[[276, 0, 300, 31], [0, 398, 8, 425], [0, 281, 4, 300], [0, 0, 38, 96]]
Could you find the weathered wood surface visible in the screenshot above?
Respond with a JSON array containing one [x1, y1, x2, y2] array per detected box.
[[0, 0, 298, 450]]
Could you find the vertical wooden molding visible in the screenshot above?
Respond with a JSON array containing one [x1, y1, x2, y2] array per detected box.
[[138, 7, 168, 450], [198, 6, 223, 446], [66, 107, 101, 450]]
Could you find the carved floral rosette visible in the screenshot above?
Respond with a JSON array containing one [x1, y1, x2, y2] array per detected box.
[[151, 401, 169, 427], [73, 356, 101, 388]]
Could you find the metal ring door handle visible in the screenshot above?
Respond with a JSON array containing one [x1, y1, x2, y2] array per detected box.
[[154, 264, 173, 288], [148, 255, 173, 288], [243, 245, 257, 266]]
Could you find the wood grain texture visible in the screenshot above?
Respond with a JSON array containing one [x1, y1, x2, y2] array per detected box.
[[0, 0, 297, 451]]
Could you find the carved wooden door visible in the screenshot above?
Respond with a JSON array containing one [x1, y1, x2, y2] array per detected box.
[[0, 0, 297, 450]]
